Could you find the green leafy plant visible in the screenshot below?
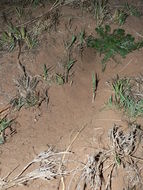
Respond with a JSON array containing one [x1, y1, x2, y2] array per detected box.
[[87, 25, 143, 71], [0, 117, 13, 144], [108, 75, 143, 118]]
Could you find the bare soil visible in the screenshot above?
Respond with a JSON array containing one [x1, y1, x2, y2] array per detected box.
[[0, 1, 143, 190]]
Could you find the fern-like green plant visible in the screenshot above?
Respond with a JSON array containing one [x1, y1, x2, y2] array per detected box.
[[87, 25, 143, 71]]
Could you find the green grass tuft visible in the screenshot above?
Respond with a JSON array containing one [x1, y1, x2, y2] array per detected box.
[[108, 76, 143, 118], [0, 24, 37, 51]]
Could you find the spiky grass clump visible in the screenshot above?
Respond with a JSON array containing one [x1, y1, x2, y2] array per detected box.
[[93, 0, 109, 26], [67, 0, 109, 26], [108, 75, 143, 118], [0, 24, 37, 51]]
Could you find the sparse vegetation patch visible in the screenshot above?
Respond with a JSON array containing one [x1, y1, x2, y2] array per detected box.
[[108, 75, 143, 118]]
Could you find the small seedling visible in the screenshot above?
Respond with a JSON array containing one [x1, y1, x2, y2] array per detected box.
[[87, 25, 143, 71], [92, 73, 96, 103], [30, 0, 44, 7], [113, 9, 128, 25], [15, 6, 24, 18], [112, 3, 142, 26], [66, 35, 76, 50], [79, 30, 85, 45], [55, 59, 75, 85], [0, 117, 13, 144], [56, 34, 76, 85], [64, 59, 75, 83], [77, 30, 86, 58], [55, 73, 65, 85], [43, 64, 49, 81], [92, 73, 99, 103]]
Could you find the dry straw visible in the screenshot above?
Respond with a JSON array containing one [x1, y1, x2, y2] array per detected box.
[[0, 148, 70, 190]]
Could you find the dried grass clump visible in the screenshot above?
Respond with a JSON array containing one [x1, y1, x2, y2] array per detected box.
[[66, 0, 109, 26], [109, 123, 142, 157], [0, 148, 70, 190], [33, 8, 61, 36], [76, 123, 143, 190], [11, 72, 39, 109], [77, 151, 106, 190], [10, 63, 48, 109]]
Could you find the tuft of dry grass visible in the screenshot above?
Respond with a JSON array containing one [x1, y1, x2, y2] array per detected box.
[[10, 62, 49, 110], [0, 148, 71, 190], [75, 123, 143, 190]]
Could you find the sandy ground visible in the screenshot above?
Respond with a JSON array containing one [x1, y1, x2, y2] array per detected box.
[[0, 1, 143, 189]]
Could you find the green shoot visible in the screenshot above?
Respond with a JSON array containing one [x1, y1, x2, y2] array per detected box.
[[79, 30, 85, 45], [66, 35, 76, 49], [92, 73, 96, 103], [64, 59, 75, 83], [0, 118, 13, 144], [43, 64, 49, 81], [92, 73, 99, 103], [55, 73, 65, 85], [113, 9, 128, 25], [15, 6, 24, 18]]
